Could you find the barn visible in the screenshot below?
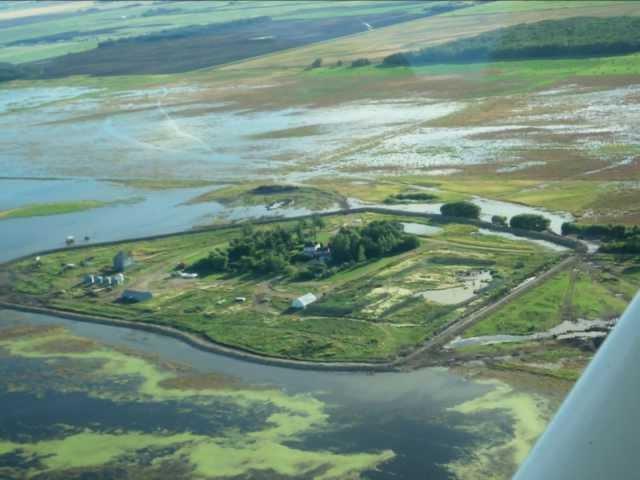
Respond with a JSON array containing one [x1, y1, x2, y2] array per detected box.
[[291, 293, 317, 309]]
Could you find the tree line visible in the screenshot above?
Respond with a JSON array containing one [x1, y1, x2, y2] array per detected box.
[[562, 222, 640, 254], [382, 16, 640, 67]]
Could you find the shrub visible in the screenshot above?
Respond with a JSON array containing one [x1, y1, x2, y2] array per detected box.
[[491, 215, 508, 227], [440, 201, 480, 219], [309, 58, 322, 69], [510, 214, 550, 232], [350, 58, 371, 68]]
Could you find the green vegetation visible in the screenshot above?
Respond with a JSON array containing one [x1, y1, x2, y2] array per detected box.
[[561, 222, 640, 253], [107, 178, 218, 190], [350, 58, 371, 68], [330, 220, 419, 263], [440, 201, 480, 219], [562, 222, 637, 240], [599, 238, 640, 254], [0, 325, 393, 479], [0, 198, 140, 220], [0, 1, 441, 64], [384, 192, 438, 204], [193, 218, 323, 277], [188, 184, 346, 211], [466, 257, 634, 337], [383, 17, 640, 66], [510, 214, 550, 232], [1, 212, 560, 362], [492, 215, 508, 227]]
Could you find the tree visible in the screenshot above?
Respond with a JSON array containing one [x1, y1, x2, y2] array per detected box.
[[491, 215, 508, 227], [311, 215, 325, 241], [309, 58, 322, 69], [510, 214, 550, 232], [351, 58, 371, 68], [440, 201, 480, 219], [208, 252, 228, 272]]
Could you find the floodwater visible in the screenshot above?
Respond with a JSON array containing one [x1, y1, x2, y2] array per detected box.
[[418, 270, 493, 305], [0, 85, 462, 180], [401, 222, 443, 236], [476, 228, 570, 252], [0, 178, 318, 262], [349, 196, 572, 234], [0, 309, 544, 479], [448, 318, 615, 349]]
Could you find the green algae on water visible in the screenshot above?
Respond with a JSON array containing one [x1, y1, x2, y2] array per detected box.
[[0, 325, 395, 479], [445, 379, 550, 479]]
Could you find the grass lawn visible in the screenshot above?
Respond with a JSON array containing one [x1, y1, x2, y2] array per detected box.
[[1, 212, 561, 362]]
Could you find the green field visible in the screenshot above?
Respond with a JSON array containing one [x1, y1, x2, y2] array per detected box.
[[0, 212, 561, 362], [465, 256, 636, 337]]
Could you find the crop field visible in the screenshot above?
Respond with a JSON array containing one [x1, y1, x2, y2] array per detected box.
[[0, 1, 467, 69], [0, 212, 562, 362], [220, 1, 638, 70]]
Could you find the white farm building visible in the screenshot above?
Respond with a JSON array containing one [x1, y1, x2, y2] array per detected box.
[[291, 293, 317, 309]]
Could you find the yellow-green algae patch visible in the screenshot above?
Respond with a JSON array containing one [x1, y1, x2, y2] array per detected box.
[[26, 431, 197, 471], [0, 326, 395, 478], [0, 441, 18, 455], [445, 380, 549, 479], [188, 438, 395, 480]]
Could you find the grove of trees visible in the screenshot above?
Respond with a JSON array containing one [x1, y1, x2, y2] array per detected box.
[[190, 218, 419, 279], [329, 221, 419, 264]]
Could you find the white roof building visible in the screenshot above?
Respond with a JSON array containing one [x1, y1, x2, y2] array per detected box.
[[291, 293, 317, 309]]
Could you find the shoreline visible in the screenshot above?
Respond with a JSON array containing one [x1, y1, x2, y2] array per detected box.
[[0, 301, 398, 372]]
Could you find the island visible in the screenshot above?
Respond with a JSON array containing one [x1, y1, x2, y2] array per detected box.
[[1, 206, 584, 368]]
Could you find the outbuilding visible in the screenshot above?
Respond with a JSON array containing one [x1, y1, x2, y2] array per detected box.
[[120, 290, 152, 303], [113, 251, 134, 272], [291, 293, 317, 309]]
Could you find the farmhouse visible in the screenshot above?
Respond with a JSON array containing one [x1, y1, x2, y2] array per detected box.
[[120, 290, 152, 303], [113, 251, 134, 272], [302, 243, 331, 261], [291, 293, 317, 309], [303, 243, 321, 257]]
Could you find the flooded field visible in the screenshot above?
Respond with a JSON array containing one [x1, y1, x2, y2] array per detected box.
[[0, 309, 553, 480], [2, 78, 638, 182], [418, 270, 493, 305], [0, 85, 462, 180]]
